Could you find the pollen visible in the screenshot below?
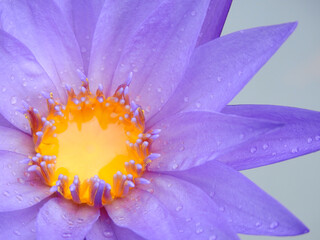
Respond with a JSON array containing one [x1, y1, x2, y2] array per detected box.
[[22, 72, 160, 206]]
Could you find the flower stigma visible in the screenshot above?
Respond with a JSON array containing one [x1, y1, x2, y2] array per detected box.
[[22, 72, 160, 207]]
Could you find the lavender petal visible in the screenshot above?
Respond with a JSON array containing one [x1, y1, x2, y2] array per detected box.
[[148, 22, 297, 126], [0, 151, 51, 212], [148, 111, 281, 171], [37, 198, 99, 240], [169, 160, 309, 236], [218, 104, 320, 170]]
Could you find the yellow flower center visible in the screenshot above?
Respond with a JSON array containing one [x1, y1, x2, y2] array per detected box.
[[23, 74, 159, 206]]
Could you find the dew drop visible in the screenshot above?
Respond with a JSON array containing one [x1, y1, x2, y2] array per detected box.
[[209, 235, 217, 240], [219, 206, 225, 212], [157, 87, 162, 93], [185, 217, 192, 222], [315, 135, 320, 141], [255, 221, 262, 227], [196, 228, 203, 234], [269, 221, 279, 229], [2, 87, 6, 92], [183, 97, 189, 102], [262, 144, 269, 150], [10, 96, 17, 105], [307, 137, 313, 143], [175, 206, 183, 212], [291, 148, 298, 153], [190, 11, 196, 16], [172, 163, 178, 170], [195, 102, 201, 108], [3, 191, 10, 197], [62, 232, 72, 238], [103, 231, 114, 238], [167, 183, 172, 188], [250, 147, 257, 153], [76, 218, 84, 223], [10, 75, 15, 81], [13, 230, 21, 236], [16, 194, 23, 202], [217, 76, 222, 82], [17, 178, 25, 184]]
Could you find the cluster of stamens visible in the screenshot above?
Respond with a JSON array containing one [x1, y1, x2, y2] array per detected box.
[[21, 72, 160, 206]]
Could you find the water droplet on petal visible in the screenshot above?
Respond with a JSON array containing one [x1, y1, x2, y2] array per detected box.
[[209, 235, 217, 240], [269, 221, 279, 229], [13, 230, 21, 236], [11, 96, 17, 105], [291, 148, 298, 153], [255, 221, 262, 227], [16, 194, 23, 202], [250, 147, 257, 153], [315, 135, 320, 141], [183, 97, 189, 102], [2, 87, 6, 92], [62, 232, 72, 238], [262, 144, 269, 150], [307, 137, 313, 143], [190, 11, 196, 16], [103, 231, 114, 238], [175, 206, 183, 212], [185, 217, 192, 222], [172, 163, 178, 170], [3, 191, 10, 197]]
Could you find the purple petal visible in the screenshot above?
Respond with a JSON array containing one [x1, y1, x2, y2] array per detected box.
[[196, 0, 232, 46], [108, 0, 210, 119], [0, 151, 51, 212], [218, 104, 320, 170], [148, 111, 281, 171], [88, 0, 164, 92], [170, 160, 308, 236], [0, 126, 34, 155], [107, 173, 239, 240], [37, 198, 99, 240], [0, 201, 44, 239], [0, 30, 60, 132], [148, 22, 297, 125], [54, 0, 105, 74], [0, 0, 83, 100], [0, 114, 14, 128], [86, 208, 144, 240]]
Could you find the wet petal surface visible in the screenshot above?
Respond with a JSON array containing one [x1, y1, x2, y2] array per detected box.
[[219, 105, 320, 170], [107, 173, 239, 240], [37, 198, 99, 240], [170, 160, 308, 236], [148, 23, 297, 125], [148, 111, 280, 171], [0, 151, 51, 212]]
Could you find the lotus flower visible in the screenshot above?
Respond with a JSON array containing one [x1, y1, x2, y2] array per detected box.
[[0, 1, 319, 240]]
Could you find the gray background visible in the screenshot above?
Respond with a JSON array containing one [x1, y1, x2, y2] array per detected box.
[[222, 1, 320, 240]]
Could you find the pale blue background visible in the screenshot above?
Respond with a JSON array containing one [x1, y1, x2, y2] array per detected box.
[[223, 1, 320, 240]]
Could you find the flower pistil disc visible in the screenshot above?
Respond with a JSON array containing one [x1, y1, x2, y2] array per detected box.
[[23, 73, 160, 207]]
